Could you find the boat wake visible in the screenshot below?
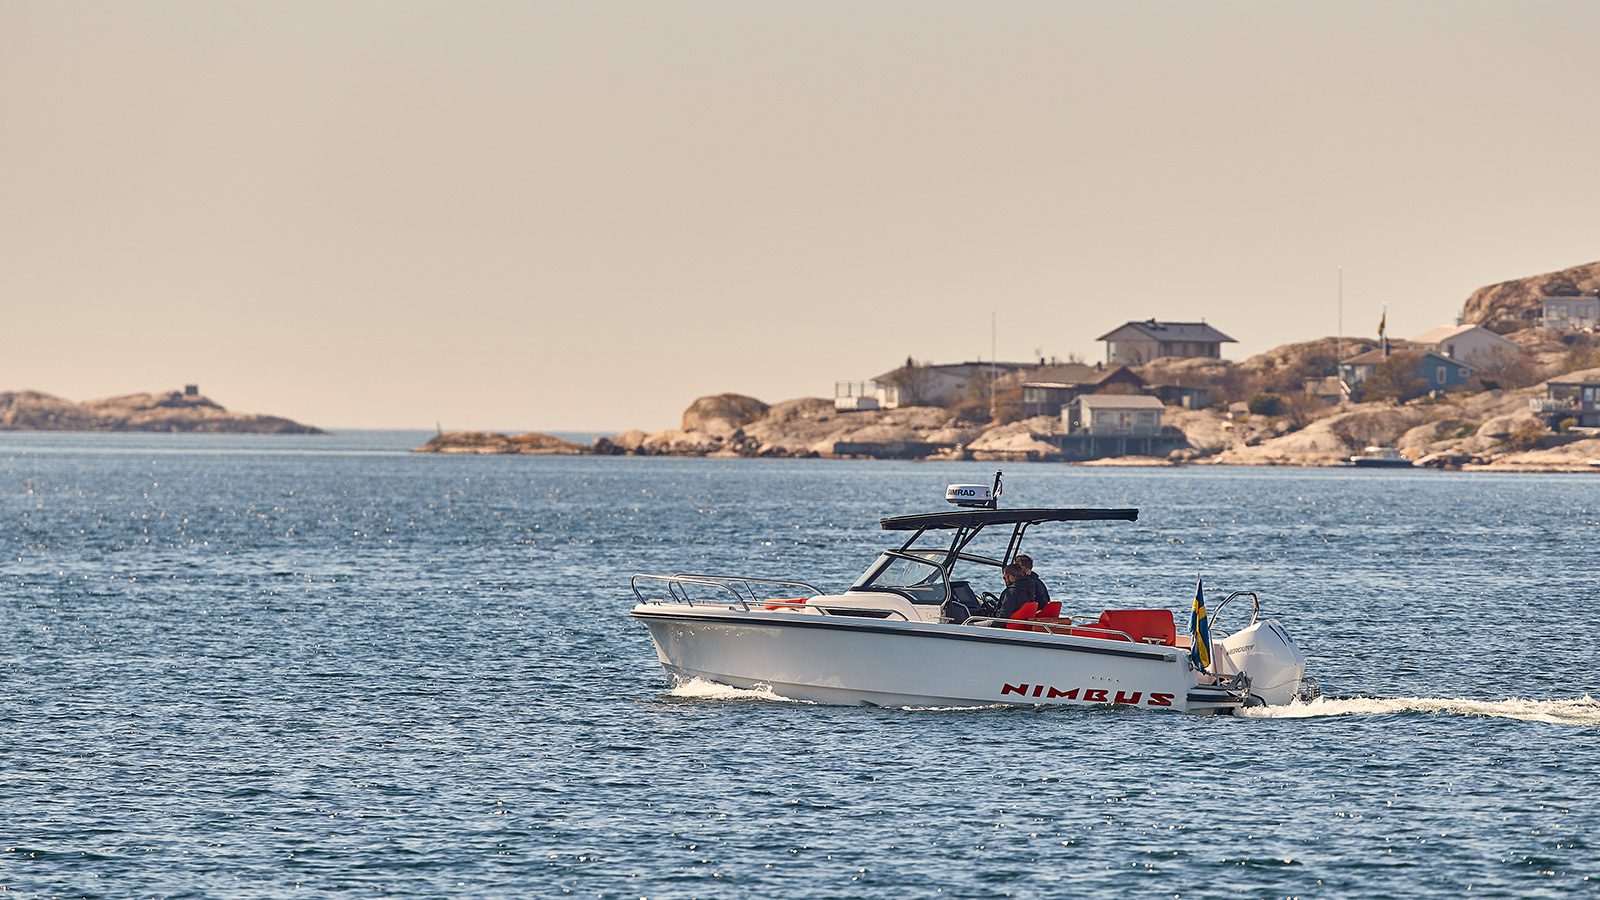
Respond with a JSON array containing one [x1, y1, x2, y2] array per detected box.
[[1239, 694, 1600, 725], [666, 678, 815, 704]]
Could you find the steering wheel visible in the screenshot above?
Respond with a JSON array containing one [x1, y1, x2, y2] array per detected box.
[[979, 591, 999, 604]]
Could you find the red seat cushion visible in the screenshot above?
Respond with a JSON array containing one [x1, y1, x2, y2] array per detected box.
[[1038, 600, 1062, 618], [1005, 601, 1041, 629], [1096, 609, 1176, 646]]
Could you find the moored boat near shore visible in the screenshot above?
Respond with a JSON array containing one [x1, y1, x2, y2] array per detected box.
[[1350, 446, 1415, 468]]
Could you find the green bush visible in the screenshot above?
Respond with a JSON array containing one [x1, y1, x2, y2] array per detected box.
[[1507, 421, 1549, 451], [1247, 393, 1284, 417]]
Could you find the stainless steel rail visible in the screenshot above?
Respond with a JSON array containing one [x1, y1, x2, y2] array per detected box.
[[673, 573, 825, 603], [630, 573, 822, 607], [630, 573, 909, 621], [1208, 591, 1260, 635]]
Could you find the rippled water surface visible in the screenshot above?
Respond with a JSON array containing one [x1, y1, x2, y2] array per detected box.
[[4, 431, 1598, 897]]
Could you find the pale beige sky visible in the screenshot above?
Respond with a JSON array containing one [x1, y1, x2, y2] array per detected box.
[[3, 1, 1598, 431]]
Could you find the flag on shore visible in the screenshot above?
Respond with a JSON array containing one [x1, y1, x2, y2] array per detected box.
[[1189, 577, 1212, 672]]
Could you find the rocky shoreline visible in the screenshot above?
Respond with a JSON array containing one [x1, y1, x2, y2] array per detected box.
[[415, 260, 1600, 473], [414, 378, 1600, 473], [0, 388, 322, 434]]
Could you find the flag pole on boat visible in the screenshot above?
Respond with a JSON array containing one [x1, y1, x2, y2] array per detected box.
[[1189, 576, 1212, 673]]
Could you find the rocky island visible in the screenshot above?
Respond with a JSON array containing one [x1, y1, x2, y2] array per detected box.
[[0, 387, 322, 434], [417, 260, 1600, 473]]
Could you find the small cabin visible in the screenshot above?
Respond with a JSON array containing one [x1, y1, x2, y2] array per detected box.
[[1339, 348, 1473, 397], [834, 380, 886, 412], [1531, 378, 1600, 428], [1302, 375, 1347, 405], [871, 360, 1036, 408], [1020, 364, 1146, 417], [1068, 394, 1165, 436]]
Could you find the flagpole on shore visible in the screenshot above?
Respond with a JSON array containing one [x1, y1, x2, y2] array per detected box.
[[990, 311, 997, 418]]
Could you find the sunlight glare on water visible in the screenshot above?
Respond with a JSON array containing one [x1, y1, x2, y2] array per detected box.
[[2, 433, 1598, 897]]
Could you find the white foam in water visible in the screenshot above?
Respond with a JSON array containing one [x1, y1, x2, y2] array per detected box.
[[1240, 694, 1600, 725], [667, 677, 815, 704]]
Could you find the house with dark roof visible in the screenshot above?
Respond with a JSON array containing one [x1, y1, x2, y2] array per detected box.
[[1531, 375, 1600, 428], [1096, 320, 1236, 365], [1019, 364, 1146, 417], [1339, 347, 1473, 398]]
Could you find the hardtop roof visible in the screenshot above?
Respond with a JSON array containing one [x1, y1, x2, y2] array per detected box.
[[880, 507, 1139, 531]]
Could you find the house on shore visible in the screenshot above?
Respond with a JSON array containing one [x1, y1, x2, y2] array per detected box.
[[1411, 324, 1520, 370], [1539, 294, 1600, 330], [1340, 347, 1474, 397], [834, 380, 892, 412], [1067, 394, 1166, 436], [1147, 383, 1210, 410], [870, 359, 1037, 408], [1096, 320, 1236, 365], [1531, 376, 1600, 428], [1302, 375, 1347, 405], [1020, 364, 1146, 417]]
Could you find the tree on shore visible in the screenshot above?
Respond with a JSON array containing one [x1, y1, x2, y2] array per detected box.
[[880, 357, 937, 406], [1358, 353, 1429, 403]]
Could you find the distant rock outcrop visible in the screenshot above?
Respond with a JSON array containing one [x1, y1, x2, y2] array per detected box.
[[416, 431, 585, 454], [0, 389, 321, 433], [1462, 260, 1600, 333], [1239, 336, 1377, 373], [681, 393, 770, 436]]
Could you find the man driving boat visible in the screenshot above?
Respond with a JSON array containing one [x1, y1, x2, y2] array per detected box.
[[994, 562, 1040, 624], [1015, 554, 1050, 610]]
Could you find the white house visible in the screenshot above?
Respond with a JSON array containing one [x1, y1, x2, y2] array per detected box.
[[1540, 295, 1600, 330], [834, 381, 889, 411], [1068, 394, 1165, 436], [869, 360, 1036, 407], [1410, 324, 1520, 370]]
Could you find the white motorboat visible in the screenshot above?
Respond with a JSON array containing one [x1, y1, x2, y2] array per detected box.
[[630, 474, 1313, 714], [1349, 446, 1414, 468]]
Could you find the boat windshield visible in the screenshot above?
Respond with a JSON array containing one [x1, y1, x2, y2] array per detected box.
[[850, 551, 949, 604]]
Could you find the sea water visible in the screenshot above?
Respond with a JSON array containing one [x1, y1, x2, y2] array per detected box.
[[2, 431, 1597, 897]]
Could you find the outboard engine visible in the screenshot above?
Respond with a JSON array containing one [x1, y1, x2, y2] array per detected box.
[[1211, 619, 1307, 706]]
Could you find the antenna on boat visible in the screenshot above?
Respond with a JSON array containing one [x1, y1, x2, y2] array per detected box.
[[945, 470, 1003, 509]]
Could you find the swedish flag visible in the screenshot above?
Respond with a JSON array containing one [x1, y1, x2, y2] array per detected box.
[[1189, 577, 1212, 672]]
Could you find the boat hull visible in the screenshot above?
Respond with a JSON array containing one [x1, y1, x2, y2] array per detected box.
[[632, 606, 1231, 713]]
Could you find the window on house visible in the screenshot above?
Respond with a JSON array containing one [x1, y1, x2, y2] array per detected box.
[[1436, 366, 1447, 383]]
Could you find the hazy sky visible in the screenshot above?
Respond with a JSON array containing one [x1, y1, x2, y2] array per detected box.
[[3, 1, 1598, 431]]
